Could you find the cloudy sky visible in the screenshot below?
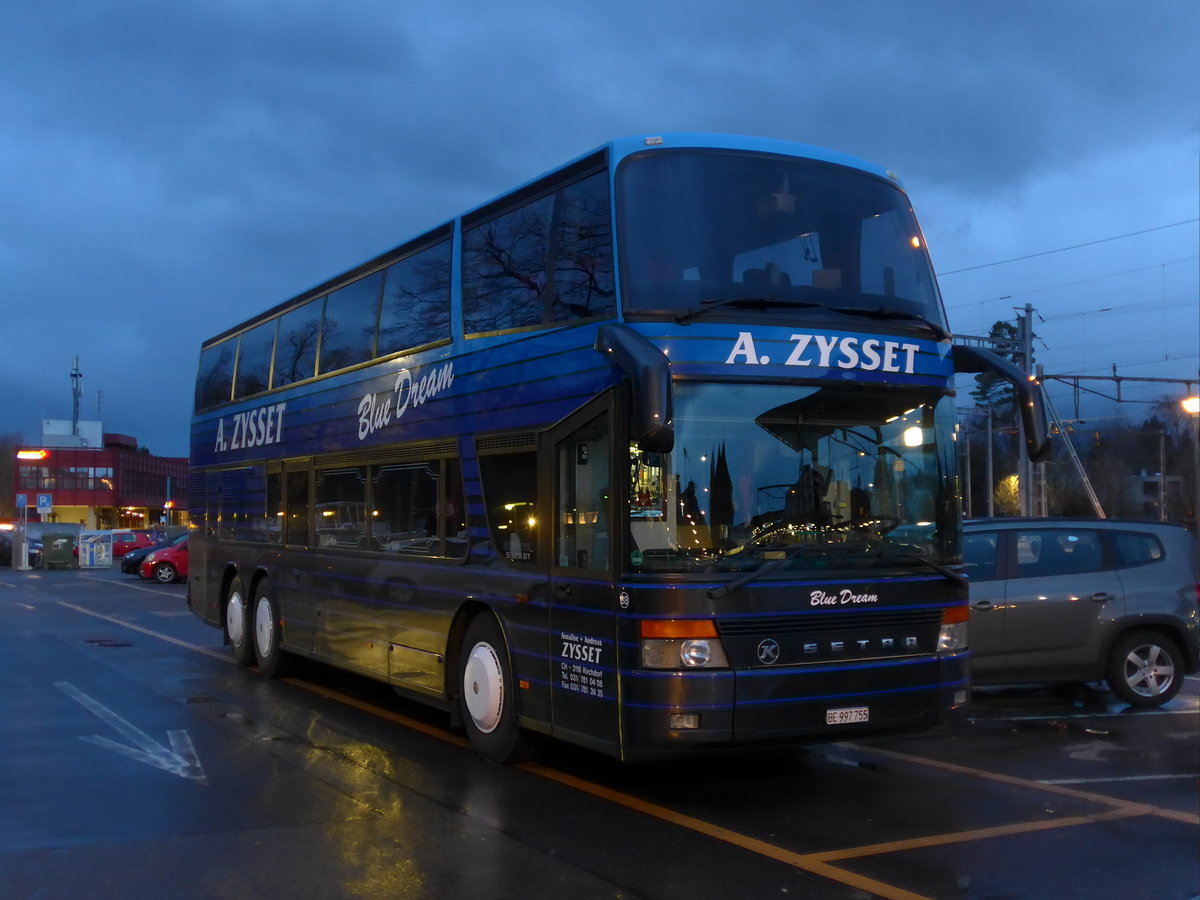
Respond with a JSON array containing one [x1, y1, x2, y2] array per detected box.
[[2, 0, 1197, 457]]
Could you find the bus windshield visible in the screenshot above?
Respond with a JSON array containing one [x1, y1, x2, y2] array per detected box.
[[627, 382, 958, 575], [618, 149, 946, 329]]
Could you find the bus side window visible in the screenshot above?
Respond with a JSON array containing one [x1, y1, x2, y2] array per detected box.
[[285, 470, 310, 547], [266, 471, 282, 543], [315, 466, 367, 548], [196, 339, 235, 410], [478, 451, 539, 564], [556, 415, 610, 571]]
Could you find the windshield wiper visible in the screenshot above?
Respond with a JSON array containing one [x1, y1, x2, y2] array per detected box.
[[874, 552, 968, 589], [707, 542, 870, 600], [707, 544, 965, 600], [676, 296, 821, 325], [827, 306, 951, 341]]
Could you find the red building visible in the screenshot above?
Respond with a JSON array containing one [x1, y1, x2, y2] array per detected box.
[[14, 433, 188, 530]]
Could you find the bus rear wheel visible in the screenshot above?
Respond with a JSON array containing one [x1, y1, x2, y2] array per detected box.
[[252, 578, 289, 678], [224, 576, 254, 667], [459, 614, 526, 762]]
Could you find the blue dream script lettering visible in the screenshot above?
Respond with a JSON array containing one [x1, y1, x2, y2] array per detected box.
[[357, 361, 455, 441]]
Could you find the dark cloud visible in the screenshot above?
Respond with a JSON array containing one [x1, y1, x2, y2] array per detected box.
[[0, 0, 1195, 454]]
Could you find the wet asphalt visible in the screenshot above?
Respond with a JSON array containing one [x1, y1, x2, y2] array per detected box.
[[1, 564, 1196, 899]]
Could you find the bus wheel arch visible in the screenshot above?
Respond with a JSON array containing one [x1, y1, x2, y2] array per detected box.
[[456, 609, 527, 762]]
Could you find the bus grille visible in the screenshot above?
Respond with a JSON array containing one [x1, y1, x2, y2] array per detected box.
[[718, 609, 942, 638]]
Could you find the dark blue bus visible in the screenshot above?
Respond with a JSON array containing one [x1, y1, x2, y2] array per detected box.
[[188, 134, 1048, 761]]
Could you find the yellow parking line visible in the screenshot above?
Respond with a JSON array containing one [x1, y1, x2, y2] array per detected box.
[[847, 743, 1200, 826], [812, 805, 1146, 863], [518, 759, 934, 900]]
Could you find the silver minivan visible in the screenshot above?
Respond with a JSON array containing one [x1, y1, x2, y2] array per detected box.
[[963, 518, 1199, 707]]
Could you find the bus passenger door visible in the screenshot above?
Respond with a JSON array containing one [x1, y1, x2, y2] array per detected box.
[[548, 406, 619, 755], [276, 466, 314, 653]]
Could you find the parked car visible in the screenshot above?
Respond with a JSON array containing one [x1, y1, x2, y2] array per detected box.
[[140, 538, 188, 584], [111, 530, 157, 557], [122, 533, 187, 576], [2, 531, 44, 568], [964, 518, 1200, 707]]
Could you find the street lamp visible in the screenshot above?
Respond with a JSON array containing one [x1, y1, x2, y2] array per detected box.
[[1183, 395, 1199, 534]]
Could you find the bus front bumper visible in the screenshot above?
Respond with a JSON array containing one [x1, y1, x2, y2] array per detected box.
[[618, 652, 969, 759]]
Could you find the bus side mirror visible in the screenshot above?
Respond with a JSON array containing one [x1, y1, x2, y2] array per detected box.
[[594, 324, 674, 454], [952, 344, 1052, 462]]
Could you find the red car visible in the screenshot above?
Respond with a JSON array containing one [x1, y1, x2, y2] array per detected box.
[[112, 530, 156, 557], [141, 538, 188, 583]]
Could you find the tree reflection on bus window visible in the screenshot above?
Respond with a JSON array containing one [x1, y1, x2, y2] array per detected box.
[[463, 169, 614, 334], [274, 298, 322, 388], [320, 273, 383, 374], [378, 240, 452, 355]]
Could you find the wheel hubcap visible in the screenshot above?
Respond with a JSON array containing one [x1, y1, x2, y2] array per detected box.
[[1125, 644, 1174, 697], [463, 642, 504, 733], [226, 592, 245, 646], [254, 597, 274, 657]]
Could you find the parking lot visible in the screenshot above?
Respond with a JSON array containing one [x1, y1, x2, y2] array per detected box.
[[1, 565, 1196, 899]]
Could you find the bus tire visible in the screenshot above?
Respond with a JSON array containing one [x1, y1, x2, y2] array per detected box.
[[459, 614, 526, 762], [224, 576, 254, 667], [252, 578, 289, 678]]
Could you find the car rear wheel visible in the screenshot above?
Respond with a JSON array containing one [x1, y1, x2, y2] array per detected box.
[[153, 562, 178, 584], [1106, 630, 1183, 708]]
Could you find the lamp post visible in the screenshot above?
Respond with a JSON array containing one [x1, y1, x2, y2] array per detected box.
[[1183, 394, 1200, 535]]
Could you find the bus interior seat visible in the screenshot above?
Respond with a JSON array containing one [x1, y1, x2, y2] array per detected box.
[[743, 263, 791, 286]]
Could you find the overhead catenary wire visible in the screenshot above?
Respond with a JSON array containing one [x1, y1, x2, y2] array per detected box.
[[936, 218, 1199, 276]]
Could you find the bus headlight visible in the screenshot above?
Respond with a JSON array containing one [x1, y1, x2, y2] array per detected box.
[[938, 605, 968, 652], [640, 620, 730, 669]]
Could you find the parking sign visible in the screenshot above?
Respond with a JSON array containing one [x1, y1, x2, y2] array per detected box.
[[16, 493, 28, 509], [36, 493, 53, 515]]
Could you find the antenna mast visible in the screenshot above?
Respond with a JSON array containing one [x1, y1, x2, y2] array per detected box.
[[71, 356, 83, 437]]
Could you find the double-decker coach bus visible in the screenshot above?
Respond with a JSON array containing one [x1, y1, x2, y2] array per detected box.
[[188, 133, 1049, 761]]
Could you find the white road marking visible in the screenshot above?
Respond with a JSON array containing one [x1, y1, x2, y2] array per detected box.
[[1041, 774, 1197, 785], [54, 681, 207, 784]]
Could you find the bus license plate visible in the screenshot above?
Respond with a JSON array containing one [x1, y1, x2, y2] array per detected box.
[[826, 706, 869, 725]]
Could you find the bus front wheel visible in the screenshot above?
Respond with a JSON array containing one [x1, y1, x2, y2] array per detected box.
[[459, 614, 526, 762], [225, 576, 254, 667], [252, 578, 288, 678]]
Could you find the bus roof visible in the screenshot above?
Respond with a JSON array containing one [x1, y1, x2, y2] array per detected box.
[[200, 133, 897, 349], [458, 133, 895, 222]]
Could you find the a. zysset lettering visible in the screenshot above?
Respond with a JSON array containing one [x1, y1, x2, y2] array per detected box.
[[213, 402, 286, 453], [725, 331, 920, 374]]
